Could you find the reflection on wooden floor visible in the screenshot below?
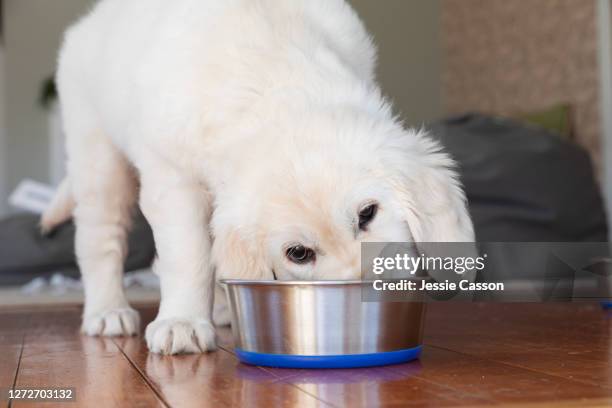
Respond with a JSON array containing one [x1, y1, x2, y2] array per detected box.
[[1, 303, 611, 407]]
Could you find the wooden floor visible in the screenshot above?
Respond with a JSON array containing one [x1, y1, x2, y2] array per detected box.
[[1, 303, 611, 407]]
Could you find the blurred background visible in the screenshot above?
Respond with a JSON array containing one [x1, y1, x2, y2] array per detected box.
[[0, 0, 610, 303]]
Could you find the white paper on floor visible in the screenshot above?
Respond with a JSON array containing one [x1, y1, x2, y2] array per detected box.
[[20, 269, 159, 296]]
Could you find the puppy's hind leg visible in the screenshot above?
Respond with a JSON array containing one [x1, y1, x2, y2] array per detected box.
[[68, 126, 140, 337]]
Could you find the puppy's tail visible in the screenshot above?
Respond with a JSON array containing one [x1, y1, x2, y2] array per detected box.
[[40, 178, 75, 234]]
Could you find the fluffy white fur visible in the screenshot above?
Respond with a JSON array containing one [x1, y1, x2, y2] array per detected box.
[[43, 0, 474, 354]]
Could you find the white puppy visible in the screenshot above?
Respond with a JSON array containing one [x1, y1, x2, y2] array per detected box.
[[42, 0, 474, 354]]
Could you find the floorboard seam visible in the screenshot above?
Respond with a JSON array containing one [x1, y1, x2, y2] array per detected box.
[[215, 346, 336, 407], [385, 362, 496, 405], [425, 342, 612, 391], [217, 343, 234, 354], [7, 331, 25, 408], [282, 382, 340, 408], [257, 366, 302, 381], [111, 339, 172, 408], [217, 351, 336, 406]]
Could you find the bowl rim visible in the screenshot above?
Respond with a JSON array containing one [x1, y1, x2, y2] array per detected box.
[[220, 279, 372, 286]]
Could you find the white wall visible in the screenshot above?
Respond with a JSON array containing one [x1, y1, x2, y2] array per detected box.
[[349, 0, 443, 125], [3, 0, 93, 208], [597, 0, 612, 239], [0, 45, 6, 216]]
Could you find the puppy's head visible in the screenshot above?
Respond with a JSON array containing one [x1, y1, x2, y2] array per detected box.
[[211, 110, 474, 281]]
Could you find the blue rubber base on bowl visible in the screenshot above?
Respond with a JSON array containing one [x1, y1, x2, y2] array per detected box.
[[235, 346, 422, 369], [602, 301, 612, 310]]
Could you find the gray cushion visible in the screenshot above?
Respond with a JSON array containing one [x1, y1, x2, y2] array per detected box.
[[0, 210, 155, 286]]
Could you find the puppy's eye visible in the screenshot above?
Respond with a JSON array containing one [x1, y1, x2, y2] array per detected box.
[[285, 245, 316, 264], [358, 203, 378, 231]]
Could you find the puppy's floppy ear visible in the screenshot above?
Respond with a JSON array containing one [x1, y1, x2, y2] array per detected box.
[[211, 227, 272, 280], [387, 130, 475, 243]]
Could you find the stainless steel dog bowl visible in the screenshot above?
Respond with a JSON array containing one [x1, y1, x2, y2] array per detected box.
[[221, 280, 425, 368]]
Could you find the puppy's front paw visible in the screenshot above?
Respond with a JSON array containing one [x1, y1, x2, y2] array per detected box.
[[81, 308, 141, 336], [145, 318, 216, 355]]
